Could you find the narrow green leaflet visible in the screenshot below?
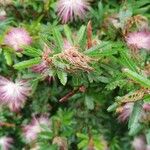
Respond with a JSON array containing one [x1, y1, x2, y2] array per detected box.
[[123, 68, 150, 88], [52, 27, 63, 53], [23, 46, 42, 57], [85, 42, 114, 57], [85, 94, 95, 110], [119, 51, 137, 72], [64, 25, 73, 44], [13, 57, 41, 70], [76, 25, 86, 46], [57, 70, 67, 85], [143, 94, 150, 103], [4, 51, 13, 66], [107, 102, 118, 112], [146, 130, 150, 145], [128, 101, 143, 135]]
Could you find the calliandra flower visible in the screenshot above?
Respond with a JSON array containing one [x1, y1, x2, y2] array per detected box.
[[31, 45, 51, 75], [31, 61, 49, 74], [0, 76, 31, 112], [57, 0, 90, 23], [143, 103, 150, 111], [0, 136, 13, 150], [4, 28, 32, 52], [23, 116, 51, 142], [117, 103, 133, 122], [126, 31, 150, 50], [132, 135, 147, 150]]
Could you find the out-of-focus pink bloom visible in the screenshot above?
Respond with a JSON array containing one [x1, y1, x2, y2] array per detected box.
[[0, 136, 13, 150], [4, 28, 32, 52], [126, 31, 150, 50], [57, 0, 90, 23], [118, 103, 133, 122], [132, 135, 147, 150], [31, 61, 48, 74], [143, 103, 150, 111], [147, 146, 150, 150], [0, 76, 31, 112], [0, 9, 6, 21], [23, 116, 51, 142], [31, 45, 51, 75]]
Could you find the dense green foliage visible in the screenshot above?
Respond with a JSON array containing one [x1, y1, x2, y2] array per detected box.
[[0, 0, 150, 150]]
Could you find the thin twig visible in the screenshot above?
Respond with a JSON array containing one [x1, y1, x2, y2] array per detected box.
[[59, 86, 86, 103], [0, 122, 15, 127]]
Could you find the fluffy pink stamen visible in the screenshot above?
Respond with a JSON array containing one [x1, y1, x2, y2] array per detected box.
[[23, 116, 51, 142], [57, 0, 90, 23], [0, 136, 13, 150], [0, 76, 31, 112], [4, 28, 32, 52], [126, 31, 150, 50]]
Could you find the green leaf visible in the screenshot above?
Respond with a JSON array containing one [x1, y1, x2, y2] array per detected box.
[[76, 133, 88, 139], [76, 25, 86, 46], [107, 102, 118, 112], [106, 79, 126, 90], [52, 27, 63, 53], [143, 94, 150, 103], [123, 68, 150, 88], [146, 130, 150, 145], [85, 41, 118, 57], [85, 94, 95, 110], [13, 57, 41, 70], [119, 51, 137, 72], [78, 139, 88, 149], [4, 51, 13, 66], [64, 25, 73, 44], [23, 46, 42, 57], [128, 101, 142, 135], [57, 71, 67, 85], [39, 131, 53, 140]]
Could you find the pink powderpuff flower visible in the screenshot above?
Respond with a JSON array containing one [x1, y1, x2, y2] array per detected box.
[[0, 76, 31, 112], [132, 135, 147, 150], [0, 136, 13, 150], [118, 103, 134, 122], [23, 116, 51, 142], [31, 61, 49, 74], [57, 0, 90, 23], [132, 136, 150, 150], [143, 103, 150, 111], [4, 28, 32, 52], [126, 31, 150, 50], [31, 45, 51, 75]]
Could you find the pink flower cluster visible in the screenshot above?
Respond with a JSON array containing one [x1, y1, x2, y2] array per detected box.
[[57, 0, 90, 23], [4, 28, 32, 52], [0, 136, 13, 150], [0, 76, 31, 112], [118, 102, 150, 123], [126, 31, 150, 50], [23, 116, 51, 142], [132, 135, 150, 150], [118, 103, 134, 122]]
